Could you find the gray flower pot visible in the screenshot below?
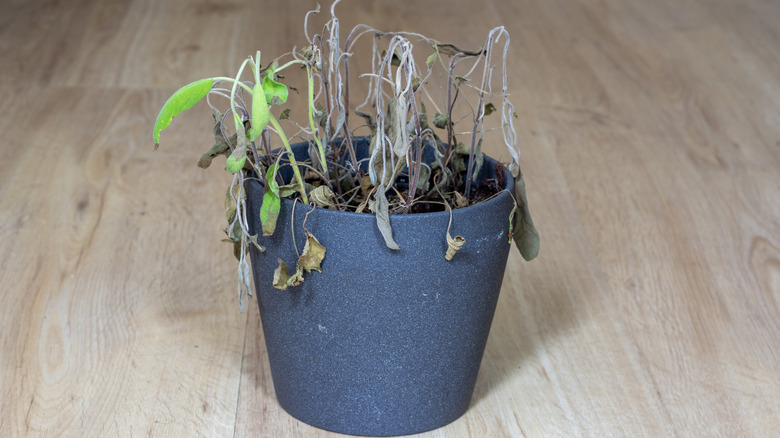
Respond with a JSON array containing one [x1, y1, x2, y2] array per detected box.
[[245, 138, 514, 436]]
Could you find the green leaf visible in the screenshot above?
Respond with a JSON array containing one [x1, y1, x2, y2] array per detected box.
[[226, 145, 247, 173], [262, 72, 289, 105], [426, 52, 437, 70], [260, 164, 281, 236], [153, 78, 214, 147], [247, 82, 270, 141]]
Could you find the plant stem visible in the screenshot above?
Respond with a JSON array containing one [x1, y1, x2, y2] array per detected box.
[[269, 114, 309, 205], [306, 65, 329, 176]]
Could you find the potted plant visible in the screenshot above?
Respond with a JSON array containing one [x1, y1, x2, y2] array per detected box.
[[153, 1, 539, 435]]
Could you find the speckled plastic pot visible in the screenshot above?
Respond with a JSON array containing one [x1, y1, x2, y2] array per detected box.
[[245, 138, 514, 437]]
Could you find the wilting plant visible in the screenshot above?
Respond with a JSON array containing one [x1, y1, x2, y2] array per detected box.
[[153, 1, 539, 310]]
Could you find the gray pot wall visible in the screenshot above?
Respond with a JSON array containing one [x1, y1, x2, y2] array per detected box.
[[245, 138, 515, 437]]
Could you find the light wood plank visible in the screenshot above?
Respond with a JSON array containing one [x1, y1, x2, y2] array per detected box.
[[1, 0, 779, 437]]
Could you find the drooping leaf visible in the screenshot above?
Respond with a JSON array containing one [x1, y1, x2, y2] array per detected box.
[[273, 258, 290, 290], [278, 180, 303, 198], [247, 82, 270, 141], [153, 78, 214, 148], [260, 164, 281, 236], [247, 234, 265, 252], [484, 103, 497, 116], [433, 113, 449, 129], [225, 185, 239, 223], [432, 42, 484, 57], [372, 187, 400, 250], [232, 240, 242, 261], [272, 258, 305, 290], [511, 172, 540, 261], [262, 71, 289, 105], [297, 230, 326, 273], [445, 232, 466, 261], [198, 133, 235, 169]]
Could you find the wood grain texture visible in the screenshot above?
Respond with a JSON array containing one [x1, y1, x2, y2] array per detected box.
[[1, 0, 779, 436]]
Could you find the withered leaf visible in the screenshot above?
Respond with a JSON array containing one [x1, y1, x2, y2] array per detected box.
[[278, 180, 303, 198], [225, 185, 238, 223], [360, 175, 374, 197], [247, 234, 265, 252], [511, 172, 540, 261], [453, 191, 469, 208], [372, 188, 400, 250], [432, 42, 484, 57], [309, 185, 335, 207], [484, 103, 497, 116], [273, 259, 291, 290], [198, 134, 235, 169], [297, 230, 326, 273], [279, 108, 291, 120], [433, 113, 449, 129], [287, 265, 305, 287], [445, 232, 466, 261]]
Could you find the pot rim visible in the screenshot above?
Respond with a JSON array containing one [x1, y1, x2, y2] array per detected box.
[[246, 167, 514, 224], [245, 137, 516, 222]]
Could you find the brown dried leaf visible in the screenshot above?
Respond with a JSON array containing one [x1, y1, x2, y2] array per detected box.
[[445, 232, 466, 261], [360, 175, 374, 197], [198, 134, 235, 169], [287, 265, 305, 287], [297, 230, 326, 273], [453, 191, 469, 208], [512, 173, 540, 261], [273, 258, 290, 290], [371, 188, 400, 250], [309, 185, 335, 207]]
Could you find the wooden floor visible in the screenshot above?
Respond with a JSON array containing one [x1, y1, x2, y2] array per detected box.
[[2, 0, 779, 436]]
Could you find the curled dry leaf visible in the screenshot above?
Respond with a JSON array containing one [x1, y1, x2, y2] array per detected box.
[[309, 185, 336, 207], [271, 229, 326, 290], [445, 232, 466, 261]]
